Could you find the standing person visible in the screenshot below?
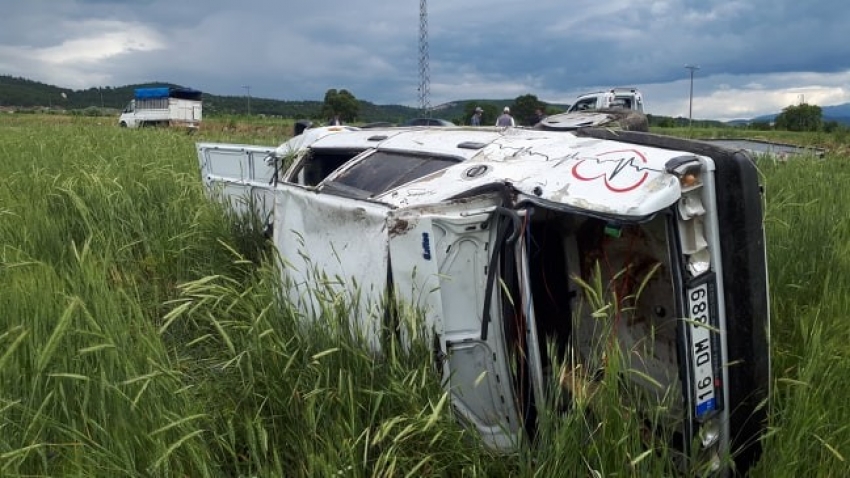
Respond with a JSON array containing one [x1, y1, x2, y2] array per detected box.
[[327, 113, 342, 126], [529, 108, 546, 126], [471, 107, 483, 126], [496, 106, 515, 127]]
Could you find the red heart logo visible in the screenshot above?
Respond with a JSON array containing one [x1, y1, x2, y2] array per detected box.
[[571, 149, 652, 193]]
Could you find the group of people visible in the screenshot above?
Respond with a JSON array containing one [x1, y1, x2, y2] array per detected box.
[[326, 107, 546, 128], [471, 106, 546, 127]]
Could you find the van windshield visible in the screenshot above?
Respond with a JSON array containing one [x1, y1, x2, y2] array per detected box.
[[323, 151, 459, 198]]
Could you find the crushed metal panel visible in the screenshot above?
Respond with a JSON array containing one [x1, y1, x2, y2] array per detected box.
[[273, 184, 390, 349], [383, 133, 686, 217], [375, 128, 504, 157], [387, 195, 502, 334], [273, 126, 362, 158]]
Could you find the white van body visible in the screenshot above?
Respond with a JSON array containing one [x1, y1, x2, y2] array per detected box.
[[196, 124, 770, 474]]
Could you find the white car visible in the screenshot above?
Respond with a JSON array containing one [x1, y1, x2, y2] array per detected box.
[[197, 123, 770, 474]]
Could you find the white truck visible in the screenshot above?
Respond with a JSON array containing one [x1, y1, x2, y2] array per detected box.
[[196, 123, 770, 475], [567, 87, 644, 113], [118, 87, 202, 129]]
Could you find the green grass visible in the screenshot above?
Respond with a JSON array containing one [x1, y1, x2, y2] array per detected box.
[[1, 114, 850, 476]]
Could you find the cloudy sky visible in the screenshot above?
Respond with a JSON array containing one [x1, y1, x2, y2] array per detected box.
[[2, 0, 849, 121]]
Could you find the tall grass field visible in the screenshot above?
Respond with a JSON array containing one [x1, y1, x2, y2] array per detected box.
[[1, 115, 849, 476]]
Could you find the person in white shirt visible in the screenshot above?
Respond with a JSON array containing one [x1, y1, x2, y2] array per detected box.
[[496, 106, 515, 127]]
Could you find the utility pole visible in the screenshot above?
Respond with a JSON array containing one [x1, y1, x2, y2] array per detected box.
[[418, 0, 431, 116], [685, 65, 700, 127], [242, 85, 251, 115]]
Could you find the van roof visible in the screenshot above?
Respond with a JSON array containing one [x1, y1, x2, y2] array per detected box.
[[280, 126, 696, 218]]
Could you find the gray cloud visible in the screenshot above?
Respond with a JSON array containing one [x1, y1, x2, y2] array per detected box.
[[2, 0, 849, 120]]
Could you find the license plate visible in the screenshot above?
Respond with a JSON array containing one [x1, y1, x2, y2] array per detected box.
[[687, 279, 719, 418]]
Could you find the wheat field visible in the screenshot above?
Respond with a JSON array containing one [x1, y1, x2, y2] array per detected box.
[[0, 114, 848, 476]]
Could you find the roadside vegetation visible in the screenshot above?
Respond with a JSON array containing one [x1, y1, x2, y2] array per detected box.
[[1, 114, 848, 476]]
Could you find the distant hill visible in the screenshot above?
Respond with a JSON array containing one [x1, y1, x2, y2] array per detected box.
[[0, 75, 423, 122], [20, 74, 849, 127], [821, 103, 850, 125], [746, 114, 778, 125], [0, 76, 172, 112], [0, 75, 572, 124]]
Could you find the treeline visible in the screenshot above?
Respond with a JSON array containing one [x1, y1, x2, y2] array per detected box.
[[0, 74, 745, 128], [0, 76, 138, 110], [646, 115, 727, 129], [0, 75, 420, 123]]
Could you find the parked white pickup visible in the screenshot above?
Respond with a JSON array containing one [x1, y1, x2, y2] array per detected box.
[[567, 87, 644, 113]]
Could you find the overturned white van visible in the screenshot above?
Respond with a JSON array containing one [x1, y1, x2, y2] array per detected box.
[[197, 124, 770, 474]]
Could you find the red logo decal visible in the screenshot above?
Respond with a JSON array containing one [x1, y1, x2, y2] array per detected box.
[[571, 149, 653, 192]]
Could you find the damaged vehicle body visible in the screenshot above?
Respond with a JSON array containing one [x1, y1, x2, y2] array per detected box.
[[197, 124, 770, 474]]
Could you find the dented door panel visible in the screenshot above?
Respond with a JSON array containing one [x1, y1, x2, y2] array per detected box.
[[274, 184, 391, 349], [387, 197, 522, 450]]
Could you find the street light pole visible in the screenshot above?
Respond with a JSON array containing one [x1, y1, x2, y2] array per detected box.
[[242, 85, 251, 115], [685, 65, 700, 127]]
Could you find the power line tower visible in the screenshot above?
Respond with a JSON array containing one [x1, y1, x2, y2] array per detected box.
[[418, 0, 431, 116]]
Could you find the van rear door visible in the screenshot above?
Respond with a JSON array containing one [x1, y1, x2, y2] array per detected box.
[[197, 143, 279, 228]]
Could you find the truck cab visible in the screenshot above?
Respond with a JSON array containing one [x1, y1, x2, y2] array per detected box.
[[568, 88, 644, 113]]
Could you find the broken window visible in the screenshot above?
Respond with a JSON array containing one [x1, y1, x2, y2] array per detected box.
[[615, 96, 633, 109], [573, 98, 598, 111], [288, 148, 366, 186], [323, 151, 460, 198]]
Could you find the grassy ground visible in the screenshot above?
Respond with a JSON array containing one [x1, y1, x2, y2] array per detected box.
[[1, 115, 849, 476]]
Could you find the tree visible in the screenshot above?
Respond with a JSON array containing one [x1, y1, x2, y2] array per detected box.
[[774, 103, 822, 132], [512, 94, 546, 126], [647, 114, 676, 128], [748, 121, 773, 131], [823, 120, 845, 133], [322, 89, 360, 123]]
